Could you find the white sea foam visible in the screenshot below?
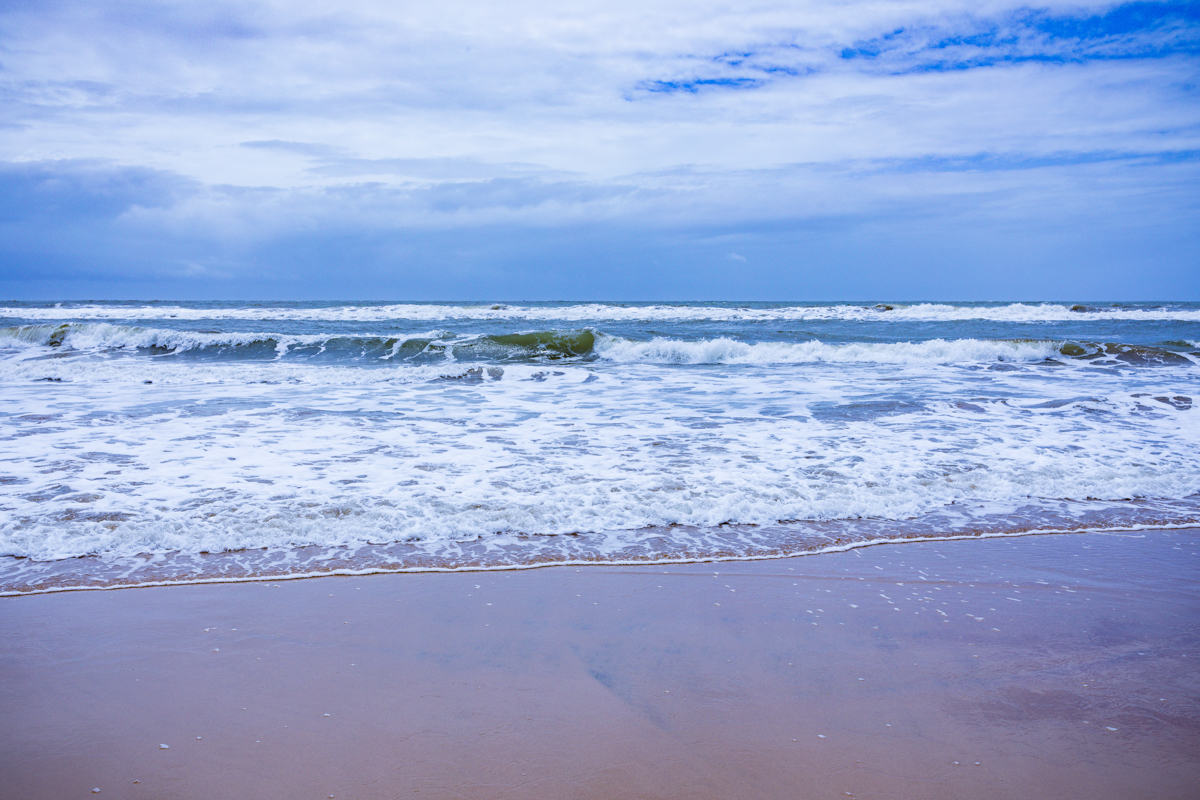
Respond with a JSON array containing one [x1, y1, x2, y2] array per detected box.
[[2, 360, 1197, 563], [4, 302, 1200, 323], [3, 302, 1197, 585], [0, 358, 484, 386], [593, 336, 1070, 365]]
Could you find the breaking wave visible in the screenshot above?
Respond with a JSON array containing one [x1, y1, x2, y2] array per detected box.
[[2, 323, 1195, 375], [0, 323, 595, 363], [595, 336, 1198, 366]]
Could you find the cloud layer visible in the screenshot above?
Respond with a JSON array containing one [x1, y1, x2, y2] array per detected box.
[[1, 0, 1197, 298]]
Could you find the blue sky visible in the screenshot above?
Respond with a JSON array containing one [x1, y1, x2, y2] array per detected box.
[[1, 0, 1197, 300]]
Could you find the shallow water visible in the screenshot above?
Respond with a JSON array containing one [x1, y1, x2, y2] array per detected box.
[[2, 301, 1198, 592]]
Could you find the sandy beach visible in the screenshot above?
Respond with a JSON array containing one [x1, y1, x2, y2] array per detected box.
[[3, 529, 1198, 800]]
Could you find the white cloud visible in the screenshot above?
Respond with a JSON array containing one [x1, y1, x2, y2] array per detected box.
[[0, 0, 1197, 297], [3, 1, 1196, 182]]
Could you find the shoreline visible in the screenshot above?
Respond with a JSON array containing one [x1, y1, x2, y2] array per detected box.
[[3, 528, 1198, 798], [5, 519, 1200, 597]]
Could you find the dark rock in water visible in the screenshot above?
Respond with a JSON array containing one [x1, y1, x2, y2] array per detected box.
[[873, 304, 894, 311], [1069, 304, 1098, 313], [35, 377, 63, 382], [144, 380, 153, 384]]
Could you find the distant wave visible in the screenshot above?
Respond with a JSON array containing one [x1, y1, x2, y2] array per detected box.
[[4, 302, 1200, 323]]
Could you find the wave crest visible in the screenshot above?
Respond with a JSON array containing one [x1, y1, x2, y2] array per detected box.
[[593, 336, 1197, 366], [5, 302, 1200, 323], [3, 324, 1194, 370], [0, 323, 599, 365]]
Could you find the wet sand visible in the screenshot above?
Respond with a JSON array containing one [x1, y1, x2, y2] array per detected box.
[[2, 530, 1198, 799]]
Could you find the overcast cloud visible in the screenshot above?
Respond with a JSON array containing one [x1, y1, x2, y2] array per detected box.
[[1, 0, 1197, 299]]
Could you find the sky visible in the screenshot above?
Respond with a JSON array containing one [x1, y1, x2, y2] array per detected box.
[[0, 0, 1198, 300]]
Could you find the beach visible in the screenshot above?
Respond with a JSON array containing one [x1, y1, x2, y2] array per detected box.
[[4, 529, 1198, 799], [4, 0, 1200, 791]]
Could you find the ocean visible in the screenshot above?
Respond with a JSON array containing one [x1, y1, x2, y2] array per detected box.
[[2, 301, 1198, 593]]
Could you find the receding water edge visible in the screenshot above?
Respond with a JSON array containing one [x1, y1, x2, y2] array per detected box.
[[4, 512, 1197, 597]]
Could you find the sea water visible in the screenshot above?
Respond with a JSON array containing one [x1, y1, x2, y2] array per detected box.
[[1, 301, 1197, 592]]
